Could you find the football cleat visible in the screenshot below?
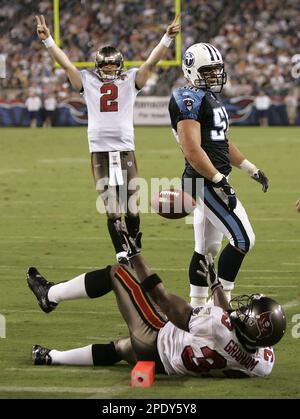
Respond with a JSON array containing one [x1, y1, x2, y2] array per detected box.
[[27, 267, 57, 313], [32, 345, 52, 365]]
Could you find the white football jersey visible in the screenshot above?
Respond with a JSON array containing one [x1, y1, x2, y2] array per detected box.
[[80, 68, 140, 152], [157, 305, 275, 378]]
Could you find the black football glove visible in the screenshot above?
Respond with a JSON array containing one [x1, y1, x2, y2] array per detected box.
[[117, 223, 142, 259], [251, 170, 269, 193], [197, 254, 222, 293], [214, 176, 237, 211]]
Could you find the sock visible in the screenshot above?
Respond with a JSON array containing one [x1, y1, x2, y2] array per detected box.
[[48, 274, 87, 304], [125, 214, 140, 238], [48, 267, 112, 303], [190, 284, 209, 306], [189, 252, 209, 305], [189, 252, 207, 287], [49, 344, 93, 365], [219, 278, 235, 302], [218, 243, 246, 284], [92, 342, 122, 366], [190, 296, 208, 307]]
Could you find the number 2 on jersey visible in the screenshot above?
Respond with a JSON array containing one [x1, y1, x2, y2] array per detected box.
[[100, 84, 118, 112], [211, 106, 229, 141]]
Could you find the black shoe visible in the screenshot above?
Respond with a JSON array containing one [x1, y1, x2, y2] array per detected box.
[[32, 345, 52, 365], [27, 267, 58, 313]]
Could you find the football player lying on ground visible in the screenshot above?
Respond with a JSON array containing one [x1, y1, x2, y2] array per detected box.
[[27, 226, 286, 378]]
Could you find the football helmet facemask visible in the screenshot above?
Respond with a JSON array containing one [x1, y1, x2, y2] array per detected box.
[[95, 46, 124, 81], [229, 294, 286, 351], [182, 43, 227, 92]]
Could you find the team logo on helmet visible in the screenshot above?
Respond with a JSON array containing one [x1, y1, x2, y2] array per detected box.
[[184, 51, 195, 68], [257, 312, 273, 339], [183, 97, 194, 111]]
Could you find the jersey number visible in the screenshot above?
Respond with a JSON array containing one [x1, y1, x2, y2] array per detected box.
[[221, 312, 234, 331], [182, 345, 227, 374], [211, 106, 229, 141], [100, 84, 118, 112]]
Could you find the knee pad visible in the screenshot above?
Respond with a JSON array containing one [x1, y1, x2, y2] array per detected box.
[[92, 342, 121, 366]]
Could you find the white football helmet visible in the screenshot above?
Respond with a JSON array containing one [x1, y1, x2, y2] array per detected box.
[[182, 43, 227, 91]]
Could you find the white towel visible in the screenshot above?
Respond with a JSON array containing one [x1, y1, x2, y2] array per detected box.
[[108, 151, 124, 186]]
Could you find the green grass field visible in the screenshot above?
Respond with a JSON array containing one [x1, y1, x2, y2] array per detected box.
[[0, 126, 299, 399]]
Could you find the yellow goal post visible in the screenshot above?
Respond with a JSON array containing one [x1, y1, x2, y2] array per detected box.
[[53, 0, 181, 68]]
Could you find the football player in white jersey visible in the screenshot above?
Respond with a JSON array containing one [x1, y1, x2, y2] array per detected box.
[[28, 229, 286, 378], [169, 42, 269, 306], [35, 14, 180, 263]]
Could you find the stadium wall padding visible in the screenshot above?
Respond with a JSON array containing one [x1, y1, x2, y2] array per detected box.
[[0, 98, 299, 127]]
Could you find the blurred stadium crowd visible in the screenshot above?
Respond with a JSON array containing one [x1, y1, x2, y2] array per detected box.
[[1, 0, 299, 112]]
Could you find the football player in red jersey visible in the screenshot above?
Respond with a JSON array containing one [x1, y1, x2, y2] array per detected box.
[[35, 14, 180, 264], [27, 228, 285, 378]]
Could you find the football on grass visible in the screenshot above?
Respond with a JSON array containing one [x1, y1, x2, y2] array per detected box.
[[151, 189, 196, 219]]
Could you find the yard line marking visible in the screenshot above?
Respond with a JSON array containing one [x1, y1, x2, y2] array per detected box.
[[0, 169, 26, 175], [1, 310, 117, 315], [0, 266, 299, 274], [251, 218, 299, 221], [282, 262, 300, 265], [235, 285, 298, 288], [243, 277, 299, 280], [0, 266, 100, 270], [0, 386, 127, 395], [240, 269, 299, 273], [283, 300, 300, 309], [151, 268, 300, 274], [0, 237, 299, 243], [39, 158, 89, 164], [5, 367, 111, 375]]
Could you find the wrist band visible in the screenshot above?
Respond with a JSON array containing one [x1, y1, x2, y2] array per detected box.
[[160, 34, 173, 48], [142, 273, 162, 292], [212, 172, 223, 184], [239, 159, 258, 176], [42, 35, 55, 48]]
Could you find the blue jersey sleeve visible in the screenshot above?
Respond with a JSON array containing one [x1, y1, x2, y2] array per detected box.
[[169, 88, 205, 129]]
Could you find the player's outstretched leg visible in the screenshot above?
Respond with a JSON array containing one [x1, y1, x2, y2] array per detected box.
[[27, 265, 113, 313], [32, 341, 126, 366]]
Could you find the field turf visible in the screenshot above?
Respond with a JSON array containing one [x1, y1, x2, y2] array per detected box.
[[0, 126, 299, 399]]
